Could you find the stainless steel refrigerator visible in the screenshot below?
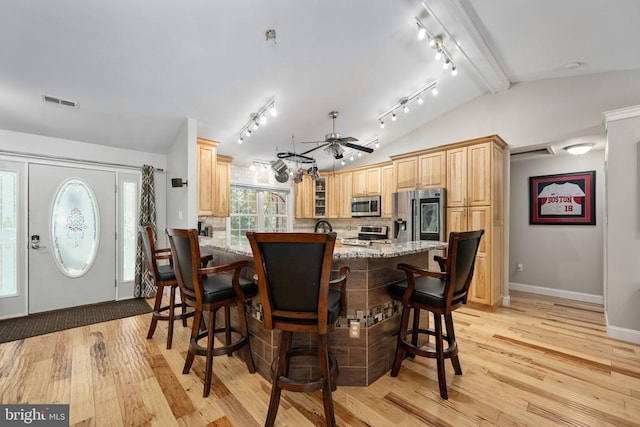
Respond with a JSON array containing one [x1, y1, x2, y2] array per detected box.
[[392, 188, 446, 242]]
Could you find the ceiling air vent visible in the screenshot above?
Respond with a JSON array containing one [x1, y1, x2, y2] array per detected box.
[[510, 145, 555, 161], [42, 94, 78, 108]]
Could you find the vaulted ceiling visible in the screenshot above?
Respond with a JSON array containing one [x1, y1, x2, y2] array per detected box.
[[1, 0, 639, 170]]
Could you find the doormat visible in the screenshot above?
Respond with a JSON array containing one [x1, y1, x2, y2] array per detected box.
[[0, 298, 152, 344]]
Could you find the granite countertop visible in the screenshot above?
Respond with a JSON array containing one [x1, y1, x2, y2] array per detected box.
[[199, 237, 447, 259]]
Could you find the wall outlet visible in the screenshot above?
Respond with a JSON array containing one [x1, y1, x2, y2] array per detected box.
[[517, 263, 523, 272], [349, 321, 361, 339]]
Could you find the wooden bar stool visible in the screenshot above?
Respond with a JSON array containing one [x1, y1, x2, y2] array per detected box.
[[139, 225, 212, 349], [167, 228, 256, 397], [247, 231, 349, 427], [388, 230, 484, 399]]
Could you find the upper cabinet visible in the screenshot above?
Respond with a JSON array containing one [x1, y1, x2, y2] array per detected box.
[[313, 176, 327, 218], [197, 138, 233, 217], [294, 174, 314, 219], [352, 165, 381, 196], [417, 151, 446, 189], [392, 149, 446, 192], [393, 156, 417, 191], [380, 164, 394, 218], [197, 138, 218, 217], [446, 140, 492, 207], [214, 155, 232, 217]]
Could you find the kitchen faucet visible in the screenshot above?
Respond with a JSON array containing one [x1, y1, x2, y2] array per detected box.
[[314, 219, 333, 233]]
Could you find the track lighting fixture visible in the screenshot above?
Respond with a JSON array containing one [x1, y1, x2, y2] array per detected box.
[[415, 18, 458, 78], [377, 82, 437, 128], [237, 97, 276, 143], [400, 97, 409, 113]]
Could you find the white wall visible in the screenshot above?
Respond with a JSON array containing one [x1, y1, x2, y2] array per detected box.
[[509, 150, 604, 300], [165, 118, 198, 236], [604, 106, 640, 342]]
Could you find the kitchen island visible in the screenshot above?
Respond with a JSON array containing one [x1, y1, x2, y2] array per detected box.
[[199, 237, 447, 386]]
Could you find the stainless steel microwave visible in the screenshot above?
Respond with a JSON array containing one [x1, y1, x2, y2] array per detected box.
[[351, 195, 381, 217]]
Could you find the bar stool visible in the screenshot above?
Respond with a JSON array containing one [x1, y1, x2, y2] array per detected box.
[[388, 230, 484, 399], [139, 225, 212, 349], [247, 231, 349, 427], [167, 228, 256, 397]]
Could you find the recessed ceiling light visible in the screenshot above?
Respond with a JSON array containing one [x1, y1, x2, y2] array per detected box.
[[564, 62, 582, 70]]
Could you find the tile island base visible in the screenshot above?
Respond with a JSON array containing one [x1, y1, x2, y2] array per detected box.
[[200, 239, 446, 386]]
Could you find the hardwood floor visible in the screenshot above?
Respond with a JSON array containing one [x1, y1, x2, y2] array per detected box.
[[1, 291, 639, 426]]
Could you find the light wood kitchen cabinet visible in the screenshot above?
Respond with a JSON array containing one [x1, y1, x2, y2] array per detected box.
[[417, 151, 446, 189], [197, 138, 218, 216], [366, 167, 381, 195], [294, 174, 314, 219], [352, 166, 381, 196], [338, 172, 352, 218], [313, 176, 327, 217], [351, 169, 366, 196], [325, 174, 338, 218], [445, 135, 506, 306], [393, 157, 417, 191], [213, 155, 232, 217], [381, 164, 394, 218], [393, 149, 446, 192], [446, 141, 492, 207]]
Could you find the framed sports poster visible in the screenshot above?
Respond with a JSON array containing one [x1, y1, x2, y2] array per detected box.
[[529, 170, 596, 225]]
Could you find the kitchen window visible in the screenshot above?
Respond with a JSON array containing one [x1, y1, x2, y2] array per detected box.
[[229, 185, 290, 245]]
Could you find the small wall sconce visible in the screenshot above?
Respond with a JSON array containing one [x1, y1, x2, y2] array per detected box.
[[171, 178, 188, 188]]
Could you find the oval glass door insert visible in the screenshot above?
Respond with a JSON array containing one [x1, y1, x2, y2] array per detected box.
[[51, 178, 100, 277]]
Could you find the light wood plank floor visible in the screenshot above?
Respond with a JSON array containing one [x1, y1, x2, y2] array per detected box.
[[1, 291, 639, 426]]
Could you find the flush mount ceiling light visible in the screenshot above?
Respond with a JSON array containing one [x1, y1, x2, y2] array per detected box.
[[237, 97, 277, 144], [564, 143, 594, 155]]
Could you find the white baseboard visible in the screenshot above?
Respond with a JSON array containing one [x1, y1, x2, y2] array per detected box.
[[606, 325, 640, 344], [508, 282, 603, 304]]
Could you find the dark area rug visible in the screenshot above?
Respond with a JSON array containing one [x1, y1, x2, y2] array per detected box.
[[0, 298, 152, 344]]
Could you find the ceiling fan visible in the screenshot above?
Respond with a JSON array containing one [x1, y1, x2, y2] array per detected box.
[[297, 111, 374, 159]]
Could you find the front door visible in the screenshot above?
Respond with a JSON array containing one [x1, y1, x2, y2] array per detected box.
[[28, 164, 116, 313]]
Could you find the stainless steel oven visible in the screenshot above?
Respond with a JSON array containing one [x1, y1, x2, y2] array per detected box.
[[351, 195, 381, 217]]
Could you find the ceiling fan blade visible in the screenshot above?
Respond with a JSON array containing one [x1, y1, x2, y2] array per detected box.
[[343, 142, 374, 153], [300, 143, 329, 156], [337, 136, 358, 142]]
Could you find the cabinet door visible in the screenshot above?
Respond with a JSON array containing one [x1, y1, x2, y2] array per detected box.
[[313, 177, 327, 218], [197, 143, 216, 216], [446, 147, 467, 207], [468, 142, 492, 206], [366, 167, 381, 195], [446, 207, 467, 235], [294, 175, 314, 218], [352, 170, 367, 197], [339, 172, 352, 218], [325, 174, 338, 218], [381, 165, 394, 218], [213, 158, 231, 217], [417, 151, 446, 188], [467, 206, 491, 304], [394, 157, 417, 191]]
